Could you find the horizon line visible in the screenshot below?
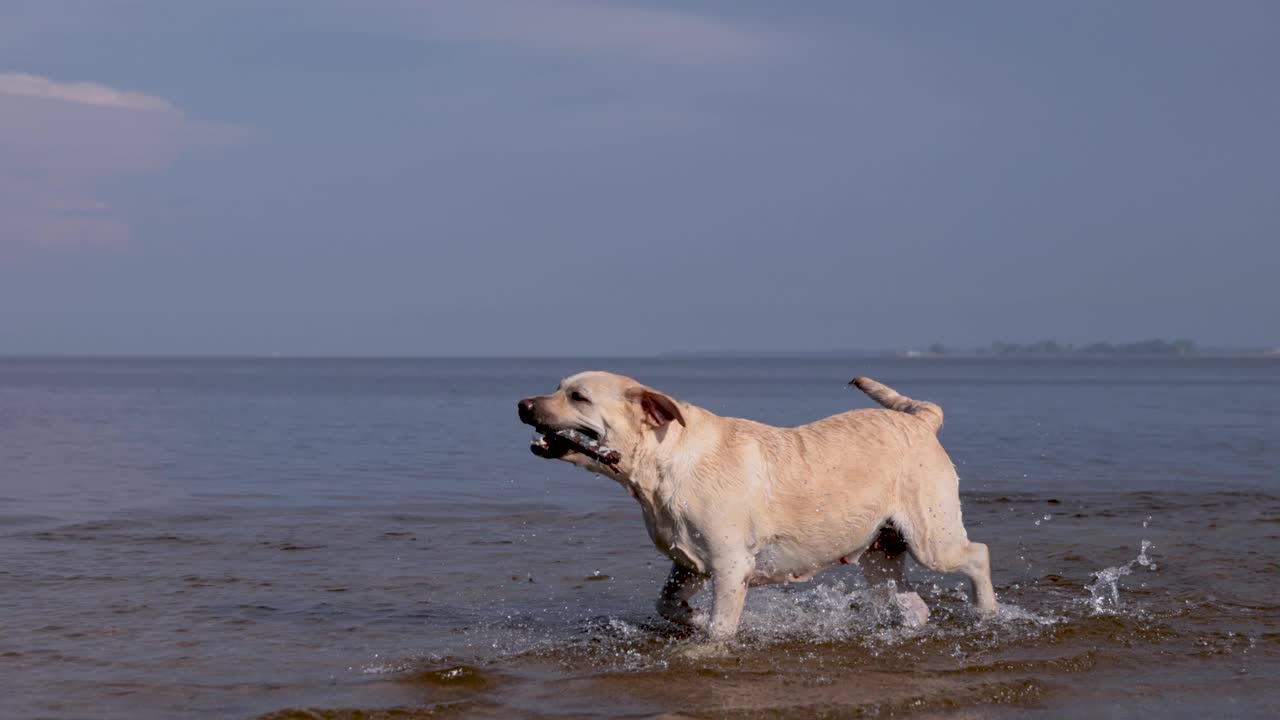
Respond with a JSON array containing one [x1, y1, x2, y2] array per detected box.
[[0, 348, 1275, 361]]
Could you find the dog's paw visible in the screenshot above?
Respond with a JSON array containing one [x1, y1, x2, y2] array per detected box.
[[866, 583, 931, 629], [894, 591, 931, 629], [675, 639, 734, 661]]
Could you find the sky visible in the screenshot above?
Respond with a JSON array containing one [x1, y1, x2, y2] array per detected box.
[[1, 0, 1277, 355]]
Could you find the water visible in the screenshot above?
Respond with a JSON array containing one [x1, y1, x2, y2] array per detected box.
[[1, 356, 1277, 719]]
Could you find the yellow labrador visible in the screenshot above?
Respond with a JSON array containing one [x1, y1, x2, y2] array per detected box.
[[517, 372, 996, 639]]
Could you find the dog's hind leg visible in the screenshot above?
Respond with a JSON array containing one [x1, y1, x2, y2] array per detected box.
[[899, 512, 997, 614], [655, 562, 706, 629], [951, 540, 997, 613]]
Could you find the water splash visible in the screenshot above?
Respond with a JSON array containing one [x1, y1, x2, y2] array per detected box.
[[994, 601, 1059, 625], [730, 578, 1058, 648], [1085, 539, 1157, 613], [733, 580, 929, 645], [360, 577, 1072, 686]]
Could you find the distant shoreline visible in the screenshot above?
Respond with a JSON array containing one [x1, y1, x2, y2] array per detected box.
[[671, 338, 1279, 359], [1, 351, 1275, 360], [661, 350, 1279, 359]]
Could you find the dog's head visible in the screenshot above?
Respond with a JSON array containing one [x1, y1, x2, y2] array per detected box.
[[517, 371, 685, 475]]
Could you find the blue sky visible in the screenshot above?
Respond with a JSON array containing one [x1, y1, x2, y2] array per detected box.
[[1, 1, 1276, 354]]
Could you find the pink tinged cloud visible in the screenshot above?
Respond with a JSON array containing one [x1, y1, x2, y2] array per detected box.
[[0, 71, 249, 249]]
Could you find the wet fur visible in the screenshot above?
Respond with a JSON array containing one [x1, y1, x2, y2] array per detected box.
[[518, 371, 997, 639]]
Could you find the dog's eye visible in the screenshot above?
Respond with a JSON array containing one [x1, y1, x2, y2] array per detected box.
[[570, 391, 590, 404]]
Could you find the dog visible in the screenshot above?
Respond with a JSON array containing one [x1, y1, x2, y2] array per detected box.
[[517, 372, 996, 639]]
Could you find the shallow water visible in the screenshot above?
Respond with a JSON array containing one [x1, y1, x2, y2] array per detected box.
[[1, 357, 1278, 718]]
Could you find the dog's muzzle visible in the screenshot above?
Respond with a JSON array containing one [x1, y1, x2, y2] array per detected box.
[[518, 399, 621, 466]]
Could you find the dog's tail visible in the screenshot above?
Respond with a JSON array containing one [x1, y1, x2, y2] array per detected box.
[[848, 376, 944, 432]]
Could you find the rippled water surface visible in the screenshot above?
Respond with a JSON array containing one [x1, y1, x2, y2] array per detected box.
[[2, 357, 1278, 719]]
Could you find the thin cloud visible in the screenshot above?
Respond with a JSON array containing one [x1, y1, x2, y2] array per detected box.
[[0, 71, 249, 249], [374, 0, 789, 65]]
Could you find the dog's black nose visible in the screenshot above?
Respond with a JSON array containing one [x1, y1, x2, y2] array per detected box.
[[517, 398, 536, 424]]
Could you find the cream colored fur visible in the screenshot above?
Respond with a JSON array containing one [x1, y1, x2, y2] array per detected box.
[[518, 371, 996, 639]]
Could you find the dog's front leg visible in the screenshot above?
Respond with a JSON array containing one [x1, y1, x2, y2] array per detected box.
[[656, 562, 707, 629], [707, 554, 754, 640]]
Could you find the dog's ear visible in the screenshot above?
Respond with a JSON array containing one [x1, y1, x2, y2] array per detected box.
[[626, 386, 686, 428]]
